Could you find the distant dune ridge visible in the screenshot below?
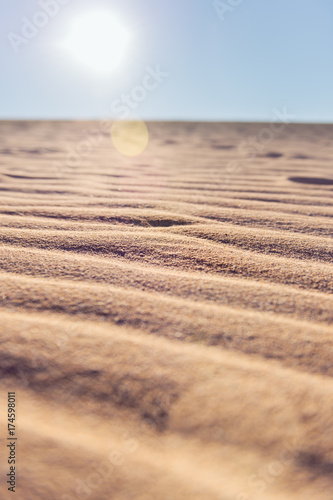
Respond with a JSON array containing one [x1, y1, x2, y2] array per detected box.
[[0, 121, 333, 499]]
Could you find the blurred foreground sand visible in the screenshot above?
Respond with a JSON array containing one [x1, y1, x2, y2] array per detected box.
[[0, 121, 333, 499]]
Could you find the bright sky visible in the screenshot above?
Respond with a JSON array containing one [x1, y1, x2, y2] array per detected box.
[[1, 0, 332, 122]]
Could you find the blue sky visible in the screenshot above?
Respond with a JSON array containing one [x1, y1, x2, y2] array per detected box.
[[1, 0, 332, 121]]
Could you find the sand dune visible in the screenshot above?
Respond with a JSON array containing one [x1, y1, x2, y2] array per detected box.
[[0, 121, 332, 499]]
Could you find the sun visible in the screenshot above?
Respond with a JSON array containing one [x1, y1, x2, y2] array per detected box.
[[64, 12, 130, 73]]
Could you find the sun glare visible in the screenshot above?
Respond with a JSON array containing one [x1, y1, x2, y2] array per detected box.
[[64, 12, 130, 73]]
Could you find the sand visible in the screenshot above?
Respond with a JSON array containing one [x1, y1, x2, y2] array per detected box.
[[0, 120, 332, 499]]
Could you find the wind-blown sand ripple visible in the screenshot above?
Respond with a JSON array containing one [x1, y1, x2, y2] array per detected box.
[[0, 121, 333, 499]]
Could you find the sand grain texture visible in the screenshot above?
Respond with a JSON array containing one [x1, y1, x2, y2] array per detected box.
[[0, 121, 332, 499]]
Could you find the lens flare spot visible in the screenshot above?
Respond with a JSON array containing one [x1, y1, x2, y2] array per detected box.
[[111, 121, 149, 157]]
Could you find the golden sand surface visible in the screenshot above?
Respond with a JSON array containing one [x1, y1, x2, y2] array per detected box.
[[0, 121, 332, 499]]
